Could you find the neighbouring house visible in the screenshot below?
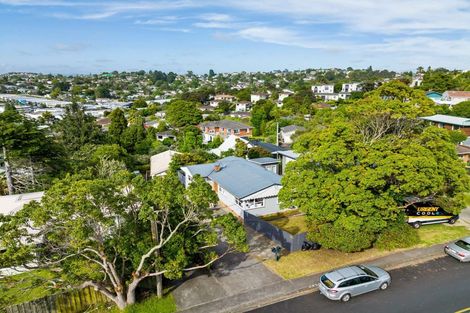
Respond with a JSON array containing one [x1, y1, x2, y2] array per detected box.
[[273, 150, 299, 175], [209, 94, 236, 107], [441, 91, 470, 105], [0, 191, 44, 276], [144, 120, 159, 129], [341, 82, 362, 93], [150, 150, 180, 177], [210, 135, 285, 158], [248, 157, 279, 173], [214, 94, 236, 102], [280, 125, 306, 145], [199, 120, 253, 143], [420, 114, 470, 135], [235, 101, 252, 112], [228, 111, 251, 119], [250, 93, 269, 103], [156, 131, 176, 142], [312, 84, 334, 94], [278, 90, 294, 102], [0, 191, 44, 216], [457, 145, 470, 165], [179, 156, 282, 217]]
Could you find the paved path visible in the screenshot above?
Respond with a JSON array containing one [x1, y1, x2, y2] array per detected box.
[[172, 227, 282, 311], [248, 257, 470, 313]]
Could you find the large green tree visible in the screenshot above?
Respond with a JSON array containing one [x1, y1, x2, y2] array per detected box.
[[0, 171, 247, 310], [0, 105, 62, 194], [54, 103, 103, 153], [280, 82, 469, 252], [108, 108, 128, 144], [166, 100, 202, 128]]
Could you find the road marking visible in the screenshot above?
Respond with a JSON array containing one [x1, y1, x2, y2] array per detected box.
[[455, 308, 470, 313]]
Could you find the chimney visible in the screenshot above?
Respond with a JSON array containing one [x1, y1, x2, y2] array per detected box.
[[214, 165, 221, 172]]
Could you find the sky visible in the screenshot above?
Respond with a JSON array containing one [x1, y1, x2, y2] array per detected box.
[[0, 0, 469, 74]]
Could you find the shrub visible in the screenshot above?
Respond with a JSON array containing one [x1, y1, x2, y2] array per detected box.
[[375, 221, 420, 251], [310, 223, 375, 253]]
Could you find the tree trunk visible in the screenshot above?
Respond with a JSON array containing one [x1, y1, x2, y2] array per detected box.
[[2, 146, 14, 195], [156, 272, 163, 299], [114, 293, 127, 311], [151, 220, 163, 298]]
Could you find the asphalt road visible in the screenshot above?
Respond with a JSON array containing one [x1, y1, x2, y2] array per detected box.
[[247, 257, 470, 313]]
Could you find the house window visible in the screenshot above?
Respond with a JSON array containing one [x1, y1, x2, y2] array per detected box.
[[244, 198, 265, 209]]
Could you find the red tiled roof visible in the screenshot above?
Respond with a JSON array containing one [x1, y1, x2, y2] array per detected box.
[[446, 91, 470, 98], [456, 145, 470, 155]]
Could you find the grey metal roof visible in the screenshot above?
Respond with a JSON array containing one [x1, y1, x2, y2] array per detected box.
[[185, 156, 281, 198], [273, 150, 299, 159], [241, 138, 286, 153], [249, 157, 279, 165], [199, 120, 252, 130], [420, 114, 470, 126], [281, 125, 306, 133]]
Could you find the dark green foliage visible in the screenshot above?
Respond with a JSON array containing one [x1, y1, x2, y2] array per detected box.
[[451, 100, 470, 118], [375, 219, 420, 250], [54, 103, 103, 153], [247, 147, 271, 159], [307, 224, 375, 253], [166, 100, 202, 128], [108, 108, 128, 144]]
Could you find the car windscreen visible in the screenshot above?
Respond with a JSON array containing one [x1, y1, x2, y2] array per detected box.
[[455, 240, 470, 251], [359, 266, 378, 278], [321, 275, 335, 288]]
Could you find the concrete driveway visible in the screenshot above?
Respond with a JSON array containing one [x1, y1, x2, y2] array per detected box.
[[172, 227, 283, 311], [460, 207, 470, 225]]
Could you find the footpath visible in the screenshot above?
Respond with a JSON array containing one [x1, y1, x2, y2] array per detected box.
[[178, 244, 447, 313]]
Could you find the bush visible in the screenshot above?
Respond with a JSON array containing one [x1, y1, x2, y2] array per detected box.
[[375, 221, 420, 251], [310, 223, 375, 253]]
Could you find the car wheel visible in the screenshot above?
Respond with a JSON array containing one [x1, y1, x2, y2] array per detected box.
[[380, 282, 389, 290], [448, 218, 457, 225], [341, 294, 351, 302], [412, 222, 421, 229]]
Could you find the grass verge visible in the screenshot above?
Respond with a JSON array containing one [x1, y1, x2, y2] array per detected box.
[[101, 294, 177, 313], [264, 224, 470, 280]]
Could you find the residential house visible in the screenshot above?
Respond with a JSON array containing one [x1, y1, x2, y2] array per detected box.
[[250, 93, 269, 103], [280, 125, 306, 145], [273, 150, 299, 175], [180, 156, 282, 217], [248, 157, 279, 174], [311, 85, 334, 94], [199, 120, 253, 143], [235, 101, 252, 112], [209, 94, 236, 107], [278, 90, 294, 102], [228, 111, 251, 119], [441, 91, 470, 105], [341, 83, 362, 93], [150, 150, 180, 177], [420, 114, 470, 136], [96, 117, 111, 130], [156, 131, 176, 142], [457, 145, 470, 165]]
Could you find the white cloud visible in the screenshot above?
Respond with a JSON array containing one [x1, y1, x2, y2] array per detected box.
[[199, 13, 232, 22]]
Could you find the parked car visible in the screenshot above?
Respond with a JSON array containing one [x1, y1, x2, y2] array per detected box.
[[444, 237, 470, 262], [319, 265, 391, 302], [404, 203, 458, 229]]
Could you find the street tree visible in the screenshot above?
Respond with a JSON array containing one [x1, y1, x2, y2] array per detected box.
[[0, 172, 247, 310]]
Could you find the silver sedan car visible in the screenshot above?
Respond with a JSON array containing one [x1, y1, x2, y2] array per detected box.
[[445, 236, 470, 262], [319, 265, 391, 302]]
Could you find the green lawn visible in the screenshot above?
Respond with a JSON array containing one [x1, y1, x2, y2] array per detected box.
[[264, 223, 470, 280], [261, 210, 309, 235]]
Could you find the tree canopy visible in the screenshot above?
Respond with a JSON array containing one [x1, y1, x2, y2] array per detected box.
[[279, 81, 470, 252]]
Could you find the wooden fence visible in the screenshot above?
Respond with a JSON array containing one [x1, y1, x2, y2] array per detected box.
[[5, 287, 111, 313]]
